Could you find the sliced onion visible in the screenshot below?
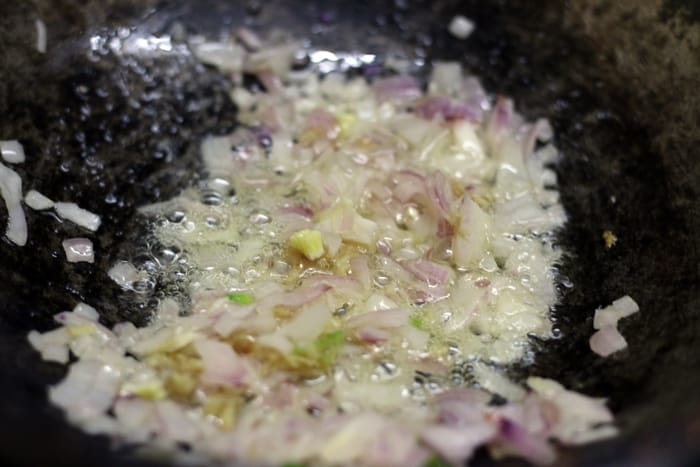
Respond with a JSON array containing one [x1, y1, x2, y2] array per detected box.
[[452, 195, 490, 268], [0, 140, 26, 164], [113, 398, 159, 443], [421, 423, 495, 465], [425, 170, 454, 220], [49, 359, 121, 422], [527, 377, 615, 445], [593, 295, 639, 329], [346, 308, 409, 330], [433, 388, 492, 426], [522, 118, 554, 160], [108, 261, 147, 290], [280, 300, 332, 341], [54, 202, 101, 231], [304, 108, 338, 139], [191, 41, 245, 71], [0, 162, 27, 245], [355, 326, 391, 344], [256, 282, 331, 314], [236, 28, 262, 51], [349, 256, 371, 290], [27, 328, 71, 363], [72, 302, 99, 321], [392, 169, 427, 203], [415, 96, 480, 122], [589, 325, 628, 357], [194, 338, 251, 387], [374, 76, 422, 103], [155, 400, 202, 444], [492, 418, 556, 465], [402, 259, 452, 285], [24, 189, 54, 210], [62, 238, 95, 263]]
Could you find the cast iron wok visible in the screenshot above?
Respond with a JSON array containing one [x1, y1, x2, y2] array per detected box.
[[0, 0, 699, 466]]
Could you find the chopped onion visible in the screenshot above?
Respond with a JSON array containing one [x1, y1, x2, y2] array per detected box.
[[24, 189, 54, 210], [257, 282, 331, 314], [590, 325, 628, 357], [346, 308, 409, 330], [54, 202, 102, 231], [27, 31, 596, 467], [421, 423, 495, 464], [0, 162, 27, 245], [373, 76, 422, 103], [0, 140, 26, 163], [72, 302, 99, 321], [448, 15, 475, 40], [493, 418, 556, 465], [194, 339, 251, 387], [402, 259, 452, 285], [107, 261, 147, 289], [527, 377, 616, 444], [593, 295, 639, 329], [27, 328, 70, 363], [49, 359, 121, 422], [62, 238, 95, 263], [191, 41, 245, 71], [236, 28, 262, 51]]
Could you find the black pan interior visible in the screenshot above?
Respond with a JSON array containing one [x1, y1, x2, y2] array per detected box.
[[0, 1, 699, 466]]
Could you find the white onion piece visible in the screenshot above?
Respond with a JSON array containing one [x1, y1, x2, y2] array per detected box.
[[54, 202, 101, 231], [593, 295, 639, 329], [191, 41, 245, 71], [108, 260, 147, 289], [280, 301, 332, 342], [194, 339, 251, 388], [24, 189, 54, 210], [27, 328, 70, 363], [527, 377, 615, 444], [349, 256, 371, 290], [49, 359, 121, 422], [493, 417, 557, 466], [448, 15, 475, 39], [72, 302, 99, 321], [0, 162, 27, 245], [155, 400, 201, 444], [590, 325, 628, 357], [35, 19, 47, 53], [0, 140, 25, 163], [236, 28, 262, 51], [113, 399, 159, 443], [472, 361, 526, 401], [346, 308, 409, 330], [430, 62, 463, 96], [320, 413, 397, 464], [452, 196, 490, 268], [62, 237, 95, 263], [421, 423, 495, 465]]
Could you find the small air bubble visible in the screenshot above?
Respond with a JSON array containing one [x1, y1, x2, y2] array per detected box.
[[132, 279, 155, 294], [159, 248, 179, 263], [167, 210, 185, 223], [201, 190, 223, 206], [205, 214, 223, 228], [248, 209, 271, 224], [373, 273, 390, 286]]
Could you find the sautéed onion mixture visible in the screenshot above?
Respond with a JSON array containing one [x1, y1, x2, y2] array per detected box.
[[28, 32, 620, 467]]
